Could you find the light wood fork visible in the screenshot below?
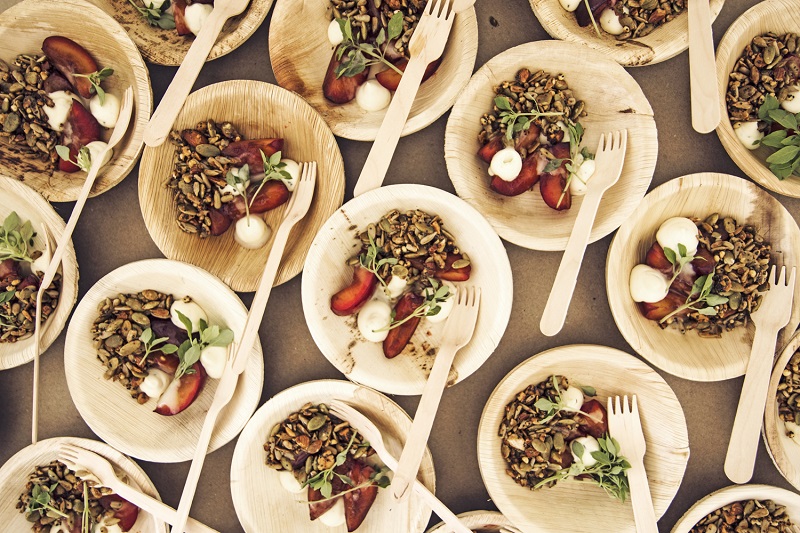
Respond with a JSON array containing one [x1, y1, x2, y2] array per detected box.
[[688, 0, 720, 133]]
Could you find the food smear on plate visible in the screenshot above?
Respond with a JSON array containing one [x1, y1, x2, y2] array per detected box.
[[476, 68, 594, 211], [90, 290, 233, 415], [17, 459, 140, 533], [777, 348, 800, 446], [263, 402, 390, 531], [322, 0, 442, 110], [168, 119, 298, 244], [498, 375, 631, 501], [0, 212, 61, 344], [1, 36, 118, 173], [630, 213, 772, 337], [126, 0, 215, 37], [563, 0, 685, 41], [688, 499, 794, 533], [727, 32, 800, 180], [330, 209, 471, 358]]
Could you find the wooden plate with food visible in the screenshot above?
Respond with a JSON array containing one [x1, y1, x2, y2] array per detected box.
[[765, 330, 800, 491]]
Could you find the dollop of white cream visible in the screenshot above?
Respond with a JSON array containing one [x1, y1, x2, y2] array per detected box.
[[559, 0, 581, 12], [488, 147, 523, 182], [44, 91, 77, 132], [318, 498, 346, 527], [139, 368, 171, 398], [734, 121, 764, 150], [629, 264, 670, 303], [280, 158, 301, 192], [185, 3, 214, 36], [424, 281, 456, 324], [356, 79, 392, 112], [568, 154, 596, 196], [328, 18, 344, 46], [599, 8, 625, 35], [571, 435, 601, 467], [89, 92, 120, 128], [200, 345, 227, 379], [656, 216, 699, 255], [170, 299, 208, 331], [781, 89, 800, 114], [385, 275, 408, 299], [234, 215, 272, 249], [279, 470, 306, 494], [357, 299, 392, 342], [785, 420, 800, 446], [561, 386, 585, 412], [85, 140, 113, 170]]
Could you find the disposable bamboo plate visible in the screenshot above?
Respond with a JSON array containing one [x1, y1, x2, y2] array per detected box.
[[444, 40, 657, 251], [0, 436, 166, 533], [139, 80, 345, 292], [715, 0, 800, 198], [764, 330, 800, 491], [0, 176, 79, 370], [606, 172, 800, 381], [86, 0, 273, 66], [529, 0, 725, 67], [301, 184, 513, 396], [63, 258, 264, 463], [0, 0, 152, 202], [477, 345, 690, 533], [230, 379, 435, 533], [268, 0, 478, 141], [425, 510, 514, 532], [671, 484, 800, 533]]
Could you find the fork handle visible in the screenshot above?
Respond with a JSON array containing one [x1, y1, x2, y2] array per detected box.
[[106, 481, 219, 533], [688, 0, 720, 133], [627, 457, 659, 533], [353, 57, 428, 197], [539, 187, 606, 336], [725, 325, 779, 483], [391, 344, 458, 501]]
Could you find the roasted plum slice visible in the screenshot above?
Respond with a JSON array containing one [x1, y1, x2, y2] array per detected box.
[[154, 362, 206, 416], [323, 51, 368, 104], [222, 138, 284, 169], [383, 292, 424, 358], [331, 266, 378, 316], [41, 36, 98, 99], [374, 58, 441, 91], [58, 100, 102, 172], [490, 151, 546, 197], [343, 460, 379, 532]]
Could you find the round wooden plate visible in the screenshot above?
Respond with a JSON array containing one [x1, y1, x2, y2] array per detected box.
[[606, 172, 800, 381], [0, 176, 79, 371], [230, 379, 435, 533], [529, 0, 725, 67], [63, 258, 264, 463], [764, 329, 800, 491], [425, 510, 514, 532], [715, 0, 800, 198], [138, 80, 345, 292], [86, 0, 273, 66], [0, 0, 153, 202], [0, 436, 166, 533], [301, 184, 513, 396], [268, 0, 478, 141], [444, 40, 657, 251], [670, 484, 800, 533], [477, 344, 690, 533]]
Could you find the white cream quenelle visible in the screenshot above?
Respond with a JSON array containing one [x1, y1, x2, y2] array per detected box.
[[184, 3, 214, 36], [43, 91, 77, 131], [234, 215, 272, 249], [734, 121, 764, 150], [89, 92, 120, 128], [423, 281, 457, 324], [489, 146, 523, 182], [356, 79, 392, 112], [170, 299, 208, 331], [571, 435, 601, 467], [629, 264, 670, 303], [781, 89, 800, 113], [139, 368, 171, 398], [656, 216, 699, 254], [357, 299, 392, 342]]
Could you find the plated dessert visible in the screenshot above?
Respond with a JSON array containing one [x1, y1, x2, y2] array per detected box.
[[560, 0, 684, 40], [688, 499, 794, 532], [126, 0, 214, 37]]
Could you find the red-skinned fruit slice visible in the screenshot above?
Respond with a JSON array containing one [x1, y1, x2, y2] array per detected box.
[[154, 362, 207, 416], [309, 463, 349, 520], [374, 58, 442, 91], [575, 0, 610, 27], [150, 318, 189, 347], [477, 136, 504, 164], [645, 242, 673, 276], [539, 167, 571, 211], [331, 266, 378, 316], [41, 36, 98, 99], [208, 207, 232, 236], [172, 0, 191, 35], [323, 51, 369, 104], [220, 180, 291, 221], [221, 138, 284, 169], [515, 122, 542, 153], [17, 275, 40, 291], [58, 99, 102, 172], [435, 253, 472, 282], [383, 292, 424, 358], [692, 246, 716, 276], [0, 258, 19, 279], [637, 291, 687, 321], [343, 460, 379, 532], [490, 151, 544, 196], [42, 71, 74, 94], [99, 494, 140, 531], [576, 399, 608, 439]]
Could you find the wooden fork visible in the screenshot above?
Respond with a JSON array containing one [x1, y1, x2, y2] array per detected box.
[[688, 0, 720, 133]]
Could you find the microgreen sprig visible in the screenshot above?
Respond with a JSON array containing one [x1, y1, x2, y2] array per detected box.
[[0, 211, 36, 264], [127, 0, 176, 30], [252, 149, 293, 203], [74, 67, 114, 105], [659, 274, 729, 324], [226, 164, 252, 219], [303, 430, 361, 498], [494, 96, 564, 142], [81, 481, 92, 533], [757, 94, 800, 180], [334, 14, 405, 79], [376, 279, 451, 332], [541, 121, 595, 209], [662, 243, 696, 286], [56, 145, 92, 173], [533, 375, 595, 424], [301, 468, 391, 503], [582, 0, 603, 38], [137, 327, 177, 366], [535, 435, 631, 501], [172, 309, 234, 379], [358, 234, 398, 287], [26, 483, 69, 519]]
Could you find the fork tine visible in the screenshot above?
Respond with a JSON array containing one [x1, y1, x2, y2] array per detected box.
[[789, 267, 797, 289], [632, 395, 639, 418], [779, 265, 788, 286]]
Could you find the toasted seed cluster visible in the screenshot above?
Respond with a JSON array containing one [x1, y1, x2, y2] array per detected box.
[[661, 213, 771, 337], [16, 460, 115, 533], [168, 119, 244, 238], [478, 68, 587, 158], [689, 499, 793, 533], [777, 349, 800, 427], [329, 0, 425, 58], [727, 33, 800, 123], [607, 0, 685, 40], [0, 54, 59, 165], [498, 376, 581, 490], [0, 270, 60, 344], [264, 403, 374, 485], [91, 290, 174, 403]]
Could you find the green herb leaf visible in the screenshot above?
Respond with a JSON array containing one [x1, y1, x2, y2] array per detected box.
[[0, 211, 36, 264], [768, 109, 799, 131], [759, 94, 780, 120], [0, 288, 15, 305], [766, 145, 800, 165], [579, 385, 597, 397], [387, 11, 404, 41], [375, 278, 452, 332], [74, 67, 114, 105], [543, 158, 564, 173]]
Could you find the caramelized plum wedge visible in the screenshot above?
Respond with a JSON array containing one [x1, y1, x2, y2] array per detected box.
[[41, 36, 98, 99], [374, 58, 441, 91], [637, 291, 687, 321], [323, 51, 369, 104], [58, 100, 101, 172], [576, 399, 608, 439], [154, 362, 206, 416], [478, 135, 504, 164], [343, 460, 379, 532], [435, 253, 472, 282], [222, 138, 284, 169], [172, 0, 192, 36], [490, 151, 545, 196], [383, 292, 424, 358], [331, 266, 378, 316], [539, 167, 571, 211], [99, 494, 139, 532]]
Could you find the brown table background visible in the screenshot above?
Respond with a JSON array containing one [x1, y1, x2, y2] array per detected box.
[[2, 0, 800, 531]]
